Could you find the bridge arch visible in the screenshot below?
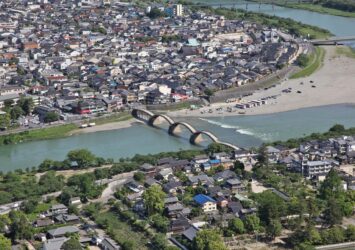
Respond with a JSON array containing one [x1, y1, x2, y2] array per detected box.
[[190, 130, 219, 145], [132, 108, 154, 121], [168, 122, 197, 135], [217, 141, 240, 151], [148, 114, 175, 127]]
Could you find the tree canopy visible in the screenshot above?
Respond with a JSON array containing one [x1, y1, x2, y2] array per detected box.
[[143, 185, 165, 215], [193, 229, 227, 250]]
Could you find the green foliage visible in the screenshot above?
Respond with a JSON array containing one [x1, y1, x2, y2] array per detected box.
[[291, 47, 325, 79], [44, 112, 59, 123], [67, 173, 104, 200], [150, 214, 169, 233], [62, 237, 83, 250], [329, 124, 345, 132], [193, 229, 227, 250], [10, 106, 24, 120], [67, 149, 97, 168], [228, 218, 245, 234], [204, 88, 214, 97], [206, 142, 232, 154], [0, 234, 11, 250], [253, 190, 286, 224], [244, 214, 261, 233], [17, 97, 34, 116], [143, 185, 165, 215], [147, 7, 166, 19], [151, 233, 168, 250], [296, 54, 310, 67], [0, 112, 10, 129], [266, 219, 282, 239], [133, 172, 145, 182], [8, 211, 33, 240], [21, 198, 39, 214], [323, 198, 343, 226]]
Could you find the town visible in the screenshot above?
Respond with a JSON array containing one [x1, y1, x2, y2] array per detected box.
[[0, 124, 354, 250], [0, 1, 354, 250], [0, 0, 300, 131]]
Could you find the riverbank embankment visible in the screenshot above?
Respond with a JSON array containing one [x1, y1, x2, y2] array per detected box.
[[168, 46, 355, 118]]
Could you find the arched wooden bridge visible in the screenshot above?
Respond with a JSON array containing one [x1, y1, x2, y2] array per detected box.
[[132, 108, 240, 151]]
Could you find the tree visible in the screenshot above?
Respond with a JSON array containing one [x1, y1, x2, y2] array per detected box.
[[21, 198, 38, 214], [143, 185, 165, 215], [10, 106, 23, 120], [8, 211, 33, 240], [17, 97, 34, 115], [329, 124, 345, 133], [319, 169, 343, 200], [229, 218, 245, 234], [345, 225, 355, 241], [326, 227, 345, 244], [0, 112, 10, 129], [3, 100, 14, 110], [44, 112, 59, 123], [147, 7, 166, 19], [62, 237, 82, 250], [266, 219, 282, 239], [133, 172, 145, 182], [0, 234, 11, 250], [244, 214, 261, 233], [324, 198, 343, 226], [122, 240, 136, 250], [150, 214, 169, 233], [152, 233, 168, 250], [296, 54, 310, 67], [254, 191, 286, 224], [67, 149, 96, 168], [193, 229, 228, 250], [305, 226, 322, 245], [204, 88, 214, 97]]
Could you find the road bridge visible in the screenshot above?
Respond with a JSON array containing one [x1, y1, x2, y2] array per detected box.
[[185, 0, 313, 10], [310, 36, 355, 45], [132, 109, 239, 151]]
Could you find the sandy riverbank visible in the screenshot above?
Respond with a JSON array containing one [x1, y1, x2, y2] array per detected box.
[[168, 46, 355, 118], [168, 46, 355, 117], [71, 118, 141, 135]]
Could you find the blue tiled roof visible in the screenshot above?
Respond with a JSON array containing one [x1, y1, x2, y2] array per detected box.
[[193, 194, 216, 205], [209, 159, 221, 164]]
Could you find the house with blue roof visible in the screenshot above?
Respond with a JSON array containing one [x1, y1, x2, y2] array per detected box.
[[193, 194, 217, 213]]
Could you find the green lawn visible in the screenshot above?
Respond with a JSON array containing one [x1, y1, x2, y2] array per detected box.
[[335, 46, 355, 59], [291, 47, 325, 79], [0, 112, 133, 146]]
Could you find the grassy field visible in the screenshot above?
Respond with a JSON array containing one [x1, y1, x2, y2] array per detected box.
[[0, 112, 133, 146], [335, 46, 355, 59], [95, 211, 149, 249], [290, 47, 325, 79], [88, 112, 132, 125]]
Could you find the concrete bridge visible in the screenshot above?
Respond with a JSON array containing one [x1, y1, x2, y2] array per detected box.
[[132, 108, 239, 151], [185, 0, 313, 10], [310, 36, 355, 45]]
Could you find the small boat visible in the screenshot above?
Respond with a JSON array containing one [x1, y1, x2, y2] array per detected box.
[[89, 122, 96, 127], [238, 111, 246, 115], [80, 124, 88, 128]]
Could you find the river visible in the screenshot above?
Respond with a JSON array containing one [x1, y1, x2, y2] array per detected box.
[[191, 0, 355, 37], [2, 104, 355, 171], [1, 3, 355, 171]]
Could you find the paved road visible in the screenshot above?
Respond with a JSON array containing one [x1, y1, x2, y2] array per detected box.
[[0, 191, 62, 215]]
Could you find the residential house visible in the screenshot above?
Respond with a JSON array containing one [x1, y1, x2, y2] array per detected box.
[[193, 194, 217, 213]]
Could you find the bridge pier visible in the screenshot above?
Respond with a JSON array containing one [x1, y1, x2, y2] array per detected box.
[[190, 133, 203, 145], [132, 108, 239, 151]]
